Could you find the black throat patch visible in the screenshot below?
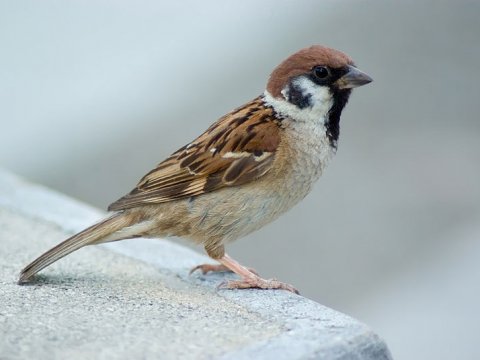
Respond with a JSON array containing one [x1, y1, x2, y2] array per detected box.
[[285, 70, 353, 148], [325, 88, 351, 147]]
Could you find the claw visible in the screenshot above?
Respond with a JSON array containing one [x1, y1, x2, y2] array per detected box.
[[189, 264, 228, 275], [190, 263, 259, 276], [218, 277, 299, 294], [191, 253, 297, 294]]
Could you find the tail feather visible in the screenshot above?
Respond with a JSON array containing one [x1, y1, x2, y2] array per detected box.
[[18, 213, 134, 284]]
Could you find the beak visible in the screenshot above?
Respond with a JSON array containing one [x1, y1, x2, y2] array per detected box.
[[335, 65, 373, 89]]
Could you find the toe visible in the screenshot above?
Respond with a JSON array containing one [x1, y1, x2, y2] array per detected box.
[[190, 264, 230, 275], [218, 277, 299, 294]]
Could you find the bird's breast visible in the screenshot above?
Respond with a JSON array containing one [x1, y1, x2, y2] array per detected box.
[[159, 119, 336, 244], [277, 118, 335, 193]]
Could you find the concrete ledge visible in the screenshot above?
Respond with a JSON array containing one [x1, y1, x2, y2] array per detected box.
[[0, 169, 392, 359]]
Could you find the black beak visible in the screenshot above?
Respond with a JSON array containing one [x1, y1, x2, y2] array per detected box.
[[335, 65, 373, 89]]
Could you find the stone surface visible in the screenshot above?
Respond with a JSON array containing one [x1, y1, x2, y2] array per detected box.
[[0, 169, 392, 359]]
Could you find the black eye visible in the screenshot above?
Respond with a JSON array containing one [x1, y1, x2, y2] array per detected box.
[[312, 66, 330, 80]]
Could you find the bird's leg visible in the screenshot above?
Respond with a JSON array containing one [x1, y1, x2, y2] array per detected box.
[[217, 254, 299, 294], [190, 242, 233, 275], [190, 260, 259, 276], [191, 244, 297, 293], [190, 263, 232, 275], [190, 243, 258, 275], [190, 263, 259, 276]]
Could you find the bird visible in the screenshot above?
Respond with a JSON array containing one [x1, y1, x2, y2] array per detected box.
[[18, 45, 372, 293]]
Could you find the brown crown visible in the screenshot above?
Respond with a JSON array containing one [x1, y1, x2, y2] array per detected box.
[[266, 45, 353, 98]]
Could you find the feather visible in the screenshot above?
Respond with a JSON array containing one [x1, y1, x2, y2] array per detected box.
[[108, 97, 282, 211]]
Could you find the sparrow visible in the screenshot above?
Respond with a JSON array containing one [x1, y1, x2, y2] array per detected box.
[[18, 45, 372, 293]]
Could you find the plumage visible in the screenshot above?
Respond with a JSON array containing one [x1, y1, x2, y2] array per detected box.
[[18, 45, 372, 293], [108, 97, 281, 210]]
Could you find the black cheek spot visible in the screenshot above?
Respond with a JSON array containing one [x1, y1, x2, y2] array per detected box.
[[287, 82, 311, 109]]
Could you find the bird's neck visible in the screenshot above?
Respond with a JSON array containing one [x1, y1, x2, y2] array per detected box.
[[262, 88, 351, 149]]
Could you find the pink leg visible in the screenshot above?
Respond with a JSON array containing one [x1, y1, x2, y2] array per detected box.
[[190, 262, 259, 276], [190, 264, 231, 275], [217, 254, 299, 294]]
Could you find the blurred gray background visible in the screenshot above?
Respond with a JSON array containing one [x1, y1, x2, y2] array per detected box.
[[1, 1, 479, 359]]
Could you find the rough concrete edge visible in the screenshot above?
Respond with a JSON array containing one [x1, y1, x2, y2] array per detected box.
[[0, 168, 392, 360]]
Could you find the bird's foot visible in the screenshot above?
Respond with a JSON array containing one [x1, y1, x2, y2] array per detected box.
[[189, 264, 229, 275], [193, 253, 298, 294], [190, 263, 258, 276], [218, 276, 299, 294]]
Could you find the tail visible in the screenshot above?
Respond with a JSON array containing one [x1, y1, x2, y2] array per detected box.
[[18, 212, 136, 284]]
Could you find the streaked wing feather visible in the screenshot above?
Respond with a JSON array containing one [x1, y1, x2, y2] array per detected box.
[[108, 97, 281, 211]]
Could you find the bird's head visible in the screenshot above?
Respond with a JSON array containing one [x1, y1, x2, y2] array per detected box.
[[264, 45, 372, 143]]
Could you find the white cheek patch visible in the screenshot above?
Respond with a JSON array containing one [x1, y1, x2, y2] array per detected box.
[[263, 77, 333, 125]]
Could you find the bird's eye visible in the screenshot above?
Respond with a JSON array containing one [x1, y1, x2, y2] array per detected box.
[[312, 66, 330, 80]]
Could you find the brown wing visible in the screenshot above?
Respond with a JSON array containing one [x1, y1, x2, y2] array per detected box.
[[108, 97, 282, 211]]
